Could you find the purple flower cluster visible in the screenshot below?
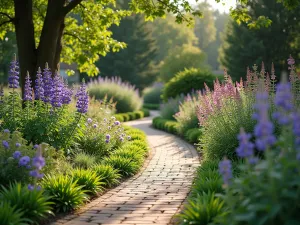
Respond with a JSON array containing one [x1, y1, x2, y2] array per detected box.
[[76, 82, 89, 113], [2, 140, 9, 149], [42, 65, 54, 103], [19, 156, 30, 166], [105, 134, 111, 143], [51, 74, 64, 108], [253, 91, 276, 151], [8, 56, 19, 88], [28, 145, 45, 191], [24, 73, 33, 101], [219, 158, 232, 186], [236, 129, 254, 158]]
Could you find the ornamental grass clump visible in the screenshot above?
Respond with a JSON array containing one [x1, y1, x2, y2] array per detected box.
[[217, 68, 300, 224], [0, 57, 89, 150], [88, 77, 142, 113]]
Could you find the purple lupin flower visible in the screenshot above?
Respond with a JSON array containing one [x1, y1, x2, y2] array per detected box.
[[23, 72, 33, 101], [219, 158, 232, 186], [8, 55, 19, 88], [62, 82, 72, 105], [51, 73, 63, 108], [42, 64, 54, 103], [35, 68, 44, 100], [236, 128, 255, 159], [28, 146, 45, 191], [253, 91, 276, 151], [76, 82, 89, 113]]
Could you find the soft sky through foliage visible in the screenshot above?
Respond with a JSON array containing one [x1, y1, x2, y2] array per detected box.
[[196, 0, 237, 12]]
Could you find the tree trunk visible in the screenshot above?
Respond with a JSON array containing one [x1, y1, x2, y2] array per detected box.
[[14, 0, 36, 95]]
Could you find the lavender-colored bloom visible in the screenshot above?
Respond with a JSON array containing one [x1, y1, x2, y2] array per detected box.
[[33, 144, 39, 149], [51, 74, 63, 108], [76, 82, 89, 113], [8, 56, 19, 88], [23, 73, 33, 101], [105, 134, 111, 140], [26, 165, 31, 169], [114, 121, 120, 126], [3, 129, 10, 133], [29, 170, 44, 178], [87, 118, 92, 123], [2, 140, 9, 149], [105, 139, 110, 144], [219, 158, 232, 186], [274, 82, 293, 111], [42, 65, 54, 103], [12, 151, 21, 159], [35, 68, 44, 100], [36, 185, 42, 191], [253, 91, 276, 151], [32, 155, 45, 170], [19, 156, 30, 166], [16, 143, 21, 147], [62, 84, 72, 105], [236, 129, 254, 158], [28, 184, 34, 191], [93, 124, 98, 128], [287, 55, 295, 65]]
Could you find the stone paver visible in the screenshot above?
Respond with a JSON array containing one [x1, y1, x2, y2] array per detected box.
[[50, 111, 200, 225]]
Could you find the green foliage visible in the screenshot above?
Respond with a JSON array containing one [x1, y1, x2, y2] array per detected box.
[[86, 96, 116, 122], [73, 152, 97, 169], [92, 164, 121, 187], [162, 68, 215, 101], [102, 155, 140, 177], [88, 77, 143, 113], [152, 117, 179, 134], [141, 108, 150, 117], [178, 192, 226, 225], [143, 103, 160, 110], [42, 175, 88, 213], [134, 110, 144, 119], [185, 128, 203, 143], [0, 201, 27, 225], [174, 93, 202, 136], [159, 45, 208, 82], [124, 127, 147, 141], [96, 11, 158, 90], [0, 183, 53, 224], [128, 112, 136, 120], [160, 96, 184, 120], [122, 139, 149, 152], [70, 169, 103, 195], [113, 146, 145, 163], [143, 83, 163, 104]]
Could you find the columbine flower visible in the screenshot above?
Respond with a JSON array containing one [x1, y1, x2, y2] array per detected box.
[[8, 56, 19, 88], [87, 118, 92, 123], [42, 64, 54, 103], [35, 68, 44, 100], [76, 82, 89, 113], [23, 73, 33, 101], [253, 91, 276, 151], [2, 141, 9, 149], [219, 158, 232, 186], [114, 121, 121, 126], [19, 156, 30, 166], [236, 128, 254, 159], [12, 151, 21, 159], [15, 143, 21, 147]]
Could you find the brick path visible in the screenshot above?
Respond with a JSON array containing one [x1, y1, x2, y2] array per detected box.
[[51, 111, 200, 225]]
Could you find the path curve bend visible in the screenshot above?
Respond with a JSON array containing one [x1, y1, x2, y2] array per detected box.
[[52, 111, 200, 225]]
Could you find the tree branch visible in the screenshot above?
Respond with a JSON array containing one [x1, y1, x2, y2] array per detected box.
[[63, 32, 84, 42], [0, 19, 14, 27], [63, 0, 83, 15], [0, 12, 14, 20]]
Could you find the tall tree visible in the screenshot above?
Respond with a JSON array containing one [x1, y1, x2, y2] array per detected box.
[[219, 0, 300, 81], [96, 13, 157, 90]]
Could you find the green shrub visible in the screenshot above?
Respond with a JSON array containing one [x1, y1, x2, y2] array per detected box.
[[143, 83, 163, 104], [0, 183, 53, 223], [42, 175, 88, 213], [143, 103, 160, 110], [162, 68, 215, 101], [0, 201, 27, 225], [92, 164, 121, 187], [70, 169, 103, 195], [114, 114, 124, 122], [185, 128, 202, 143], [123, 140, 148, 152], [113, 147, 145, 164], [73, 152, 96, 169], [175, 94, 201, 136], [178, 192, 226, 225], [141, 108, 150, 117], [152, 117, 179, 134], [128, 112, 136, 120], [134, 111, 144, 119], [86, 96, 116, 122], [88, 77, 143, 113], [102, 155, 140, 177]]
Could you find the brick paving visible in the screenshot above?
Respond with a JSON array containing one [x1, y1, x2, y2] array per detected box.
[[51, 111, 200, 225]]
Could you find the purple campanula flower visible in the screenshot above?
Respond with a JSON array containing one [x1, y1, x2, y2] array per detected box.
[[42, 64, 54, 103], [19, 156, 30, 166], [2, 140, 9, 149], [76, 82, 89, 113], [253, 91, 276, 151], [219, 158, 232, 186], [28, 184, 34, 191], [12, 151, 21, 159], [15, 143, 21, 147], [3, 129, 10, 133], [236, 128, 254, 159], [8, 55, 19, 88], [23, 73, 33, 101], [35, 68, 44, 100]]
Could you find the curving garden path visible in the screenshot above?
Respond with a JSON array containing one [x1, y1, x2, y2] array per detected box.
[[51, 111, 200, 225]]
